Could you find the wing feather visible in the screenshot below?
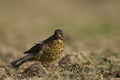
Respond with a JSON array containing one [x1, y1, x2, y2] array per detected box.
[[24, 41, 43, 54]]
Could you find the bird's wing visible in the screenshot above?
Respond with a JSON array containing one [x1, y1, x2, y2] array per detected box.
[[24, 41, 44, 54]]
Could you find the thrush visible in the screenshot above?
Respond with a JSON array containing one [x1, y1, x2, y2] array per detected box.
[[10, 29, 65, 68]]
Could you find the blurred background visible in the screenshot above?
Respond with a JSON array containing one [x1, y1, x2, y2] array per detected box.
[[0, 0, 120, 62]]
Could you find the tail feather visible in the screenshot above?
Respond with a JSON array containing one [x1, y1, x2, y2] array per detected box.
[[10, 55, 33, 68]]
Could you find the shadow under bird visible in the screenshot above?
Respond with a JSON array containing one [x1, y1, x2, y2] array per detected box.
[[10, 29, 65, 68]]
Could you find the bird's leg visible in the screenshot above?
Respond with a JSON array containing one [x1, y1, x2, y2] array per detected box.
[[35, 62, 49, 74], [42, 62, 59, 71], [42, 62, 50, 70], [50, 62, 59, 70], [42, 62, 56, 71]]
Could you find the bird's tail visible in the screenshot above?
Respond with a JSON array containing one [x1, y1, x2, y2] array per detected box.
[[10, 54, 33, 68]]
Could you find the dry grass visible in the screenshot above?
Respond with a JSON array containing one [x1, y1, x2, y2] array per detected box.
[[0, 38, 120, 80]]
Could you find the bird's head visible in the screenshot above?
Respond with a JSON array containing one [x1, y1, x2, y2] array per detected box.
[[54, 29, 65, 40]]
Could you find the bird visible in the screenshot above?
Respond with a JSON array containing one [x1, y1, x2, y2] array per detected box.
[[10, 29, 65, 68]]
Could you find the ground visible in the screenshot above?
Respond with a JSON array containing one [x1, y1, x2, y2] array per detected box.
[[0, 37, 120, 80]]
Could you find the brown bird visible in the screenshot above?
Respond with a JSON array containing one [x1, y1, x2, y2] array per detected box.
[[10, 29, 65, 68]]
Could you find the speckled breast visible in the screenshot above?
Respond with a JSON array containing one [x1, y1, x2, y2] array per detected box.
[[38, 39, 65, 63]]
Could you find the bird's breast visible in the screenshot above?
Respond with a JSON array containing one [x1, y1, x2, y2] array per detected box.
[[39, 39, 64, 62]]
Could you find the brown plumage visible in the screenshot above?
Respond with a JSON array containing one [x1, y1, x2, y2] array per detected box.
[[10, 29, 65, 68]]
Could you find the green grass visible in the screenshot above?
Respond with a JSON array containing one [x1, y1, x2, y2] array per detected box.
[[65, 23, 120, 41]]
